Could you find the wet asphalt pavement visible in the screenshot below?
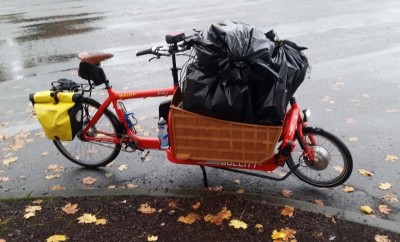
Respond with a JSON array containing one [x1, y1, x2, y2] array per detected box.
[[1, 0, 399, 224]]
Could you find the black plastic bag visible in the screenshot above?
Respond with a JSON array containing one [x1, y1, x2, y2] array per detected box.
[[183, 21, 308, 125]]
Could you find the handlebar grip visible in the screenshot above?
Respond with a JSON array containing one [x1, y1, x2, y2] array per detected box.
[[136, 48, 153, 56]]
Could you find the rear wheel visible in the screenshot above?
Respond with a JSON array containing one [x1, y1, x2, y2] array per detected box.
[[286, 127, 353, 188], [53, 98, 123, 168]]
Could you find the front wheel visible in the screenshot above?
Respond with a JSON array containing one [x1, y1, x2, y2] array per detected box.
[[53, 98, 123, 168], [286, 127, 353, 188]]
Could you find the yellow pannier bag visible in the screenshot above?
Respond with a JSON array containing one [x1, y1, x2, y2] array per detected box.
[[29, 91, 83, 141]]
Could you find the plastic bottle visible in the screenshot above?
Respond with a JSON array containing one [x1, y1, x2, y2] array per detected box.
[[158, 117, 169, 149]]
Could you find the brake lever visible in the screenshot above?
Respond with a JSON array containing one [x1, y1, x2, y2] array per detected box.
[[148, 55, 161, 62]]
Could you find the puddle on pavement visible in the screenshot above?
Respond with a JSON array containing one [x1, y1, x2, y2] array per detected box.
[[0, 12, 105, 82]]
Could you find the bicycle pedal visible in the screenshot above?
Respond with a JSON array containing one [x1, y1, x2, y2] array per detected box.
[[140, 149, 150, 161]]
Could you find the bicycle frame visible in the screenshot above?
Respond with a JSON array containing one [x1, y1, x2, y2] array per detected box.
[[81, 82, 313, 173]]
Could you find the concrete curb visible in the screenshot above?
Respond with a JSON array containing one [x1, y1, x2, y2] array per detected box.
[[2, 188, 400, 234]]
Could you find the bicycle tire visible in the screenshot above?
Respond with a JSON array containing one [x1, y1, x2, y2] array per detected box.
[[286, 127, 353, 188], [53, 98, 123, 168]]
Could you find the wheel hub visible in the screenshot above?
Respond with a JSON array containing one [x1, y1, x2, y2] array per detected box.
[[304, 146, 331, 171]]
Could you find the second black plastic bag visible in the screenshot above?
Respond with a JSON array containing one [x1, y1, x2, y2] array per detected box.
[[183, 20, 308, 125]]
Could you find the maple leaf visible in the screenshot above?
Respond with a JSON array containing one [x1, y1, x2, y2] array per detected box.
[[204, 208, 232, 225], [378, 205, 392, 215], [383, 194, 398, 203], [375, 234, 391, 242], [118, 164, 128, 171], [384, 155, 398, 162], [281, 205, 294, 217], [255, 223, 263, 232], [229, 219, 248, 229], [358, 169, 374, 176], [77, 213, 97, 223], [360, 205, 374, 214], [62, 203, 79, 214], [25, 205, 42, 213], [342, 185, 355, 193], [46, 234, 68, 242], [138, 203, 156, 214], [24, 212, 36, 219], [271, 230, 287, 240], [82, 177, 97, 185], [147, 235, 158, 241], [282, 228, 297, 239], [95, 218, 107, 225], [379, 183, 391, 190], [192, 202, 201, 210], [282, 189, 293, 198], [178, 212, 200, 224]]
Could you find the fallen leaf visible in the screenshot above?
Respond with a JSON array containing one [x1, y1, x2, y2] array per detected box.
[[25, 205, 42, 213], [168, 201, 178, 209], [281, 205, 294, 217], [108, 185, 116, 189], [346, 118, 356, 124], [50, 185, 65, 191], [46, 174, 61, 180], [386, 109, 399, 113], [282, 189, 293, 198], [46, 234, 68, 242], [192, 202, 201, 210], [2, 156, 18, 165], [82, 177, 97, 185], [348, 137, 359, 142], [342, 185, 355, 193], [282, 228, 297, 239], [271, 230, 287, 240], [95, 218, 107, 225], [375, 234, 391, 242], [383, 194, 398, 203], [47, 164, 64, 173], [236, 188, 245, 194], [62, 203, 79, 215], [24, 212, 36, 219], [0, 177, 10, 182], [147, 235, 158, 241], [358, 169, 374, 176], [204, 208, 232, 225], [333, 166, 344, 172], [32, 199, 43, 204], [41, 151, 49, 156], [255, 223, 263, 232], [77, 213, 97, 224], [105, 172, 113, 178], [118, 164, 128, 171], [378, 205, 392, 215], [312, 199, 324, 206], [379, 183, 391, 190], [384, 155, 398, 162], [360, 205, 374, 214], [207, 185, 223, 191], [229, 219, 248, 229], [178, 212, 200, 224], [138, 203, 156, 214], [233, 179, 241, 184], [126, 183, 138, 189]]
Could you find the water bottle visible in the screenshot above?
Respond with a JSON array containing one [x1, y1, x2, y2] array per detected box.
[[158, 117, 169, 149]]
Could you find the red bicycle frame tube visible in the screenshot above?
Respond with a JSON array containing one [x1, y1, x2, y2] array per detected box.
[[81, 84, 179, 150]]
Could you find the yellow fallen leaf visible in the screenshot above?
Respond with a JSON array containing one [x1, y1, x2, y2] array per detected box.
[[360, 205, 374, 214], [255, 223, 263, 232], [62, 203, 79, 215], [77, 213, 97, 223], [203, 208, 232, 225], [41, 151, 49, 156], [384, 155, 398, 162], [47, 164, 64, 173], [46, 174, 61, 180], [229, 219, 248, 229], [178, 212, 200, 224], [378, 205, 392, 215], [282, 228, 297, 239], [147, 235, 158, 241], [358, 169, 374, 176], [342, 185, 355, 193], [126, 183, 138, 189], [348, 137, 359, 142], [46, 234, 68, 242], [95, 218, 107, 225], [383, 194, 398, 203], [192, 202, 201, 210], [32, 199, 43, 205], [375, 234, 391, 242], [24, 212, 36, 219], [25, 205, 42, 213], [379, 183, 391, 190], [50, 185, 65, 191], [0, 177, 10, 182], [2, 156, 18, 165], [271, 230, 287, 240], [281, 205, 294, 217], [118, 164, 128, 171]]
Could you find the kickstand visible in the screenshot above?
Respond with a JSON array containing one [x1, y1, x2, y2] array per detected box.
[[199, 166, 208, 188]]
